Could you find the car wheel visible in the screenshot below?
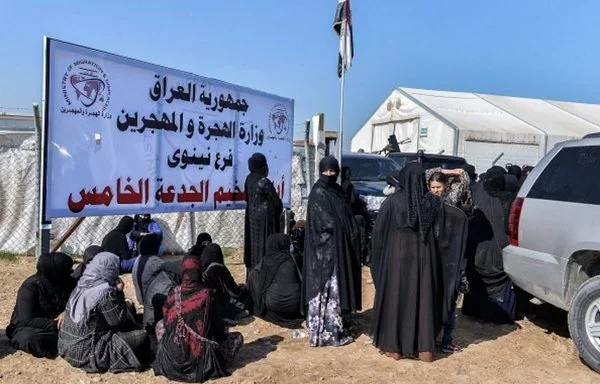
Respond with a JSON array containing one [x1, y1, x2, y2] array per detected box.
[[568, 275, 600, 373]]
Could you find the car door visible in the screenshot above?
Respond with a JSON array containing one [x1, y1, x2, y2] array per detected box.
[[516, 144, 600, 308]]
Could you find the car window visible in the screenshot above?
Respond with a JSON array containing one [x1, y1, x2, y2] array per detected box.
[[344, 157, 400, 182], [528, 146, 600, 205]]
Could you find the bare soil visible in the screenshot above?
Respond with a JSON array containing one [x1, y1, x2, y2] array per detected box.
[[0, 255, 598, 384]]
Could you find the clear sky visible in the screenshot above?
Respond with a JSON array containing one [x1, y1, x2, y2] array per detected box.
[[2, 0, 600, 148]]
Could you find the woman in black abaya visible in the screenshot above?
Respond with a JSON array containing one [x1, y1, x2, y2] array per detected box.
[[370, 162, 467, 362], [244, 153, 283, 278], [302, 156, 361, 347], [7, 252, 75, 358], [462, 180, 516, 324], [248, 234, 303, 328]]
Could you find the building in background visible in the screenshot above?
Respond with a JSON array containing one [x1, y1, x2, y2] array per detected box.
[[352, 88, 600, 172]]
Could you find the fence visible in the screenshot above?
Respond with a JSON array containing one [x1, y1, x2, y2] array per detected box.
[[0, 133, 309, 256]]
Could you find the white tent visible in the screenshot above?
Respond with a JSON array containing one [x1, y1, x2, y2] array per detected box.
[[351, 87, 600, 173]]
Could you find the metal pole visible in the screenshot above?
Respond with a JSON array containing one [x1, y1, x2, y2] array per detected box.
[[304, 119, 311, 195], [337, 70, 346, 184], [189, 212, 196, 249], [51, 217, 85, 252], [33, 102, 50, 258]]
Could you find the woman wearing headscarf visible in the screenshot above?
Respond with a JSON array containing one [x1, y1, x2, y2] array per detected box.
[[6, 253, 75, 358], [302, 156, 361, 347], [153, 253, 244, 382], [71, 245, 102, 280], [101, 216, 135, 273], [248, 234, 303, 327], [244, 153, 283, 276], [462, 179, 516, 324], [199, 244, 251, 323], [132, 234, 178, 333], [426, 169, 471, 354], [370, 162, 467, 362], [481, 167, 515, 233], [58, 252, 149, 373]]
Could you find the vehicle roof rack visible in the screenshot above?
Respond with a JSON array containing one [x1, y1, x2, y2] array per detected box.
[[583, 132, 600, 139]]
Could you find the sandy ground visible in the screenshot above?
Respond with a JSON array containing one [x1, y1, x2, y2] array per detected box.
[[0, 255, 598, 384]]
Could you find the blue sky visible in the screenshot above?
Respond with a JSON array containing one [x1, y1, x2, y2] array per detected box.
[[2, 0, 600, 148]]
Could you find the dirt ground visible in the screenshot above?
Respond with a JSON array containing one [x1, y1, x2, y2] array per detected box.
[[0, 255, 598, 384]]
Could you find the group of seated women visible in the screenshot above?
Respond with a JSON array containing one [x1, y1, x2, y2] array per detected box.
[[6, 225, 306, 382]]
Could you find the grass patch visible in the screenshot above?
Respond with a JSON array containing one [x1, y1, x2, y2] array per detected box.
[[0, 251, 18, 262], [222, 247, 237, 259]]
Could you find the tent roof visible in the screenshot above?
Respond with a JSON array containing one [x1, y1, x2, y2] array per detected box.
[[397, 87, 600, 139]]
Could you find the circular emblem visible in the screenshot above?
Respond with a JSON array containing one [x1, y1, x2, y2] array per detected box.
[[62, 59, 111, 112], [268, 104, 289, 139]]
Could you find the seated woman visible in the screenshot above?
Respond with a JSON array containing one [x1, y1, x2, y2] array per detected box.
[[71, 245, 102, 280], [248, 234, 303, 328], [199, 244, 251, 323], [58, 252, 149, 373], [101, 216, 136, 273], [6, 252, 75, 358], [132, 233, 178, 333], [153, 253, 244, 382]]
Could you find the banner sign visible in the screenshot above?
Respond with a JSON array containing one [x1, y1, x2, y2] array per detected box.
[[43, 38, 294, 220]]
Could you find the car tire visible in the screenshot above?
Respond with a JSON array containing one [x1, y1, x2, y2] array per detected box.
[[568, 275, 600, 373]]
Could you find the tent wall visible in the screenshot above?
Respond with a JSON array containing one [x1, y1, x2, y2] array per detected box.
[[351, 89, 455, 154], [462, 141, 540, 174]]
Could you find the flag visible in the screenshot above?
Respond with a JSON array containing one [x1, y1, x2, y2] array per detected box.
[[333, 0, 354, 78]]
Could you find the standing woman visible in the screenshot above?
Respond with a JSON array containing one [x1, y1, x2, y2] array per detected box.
[[371, 162, 465, 362], [302, 156, 362, 347], [244, 153, 283, 277]]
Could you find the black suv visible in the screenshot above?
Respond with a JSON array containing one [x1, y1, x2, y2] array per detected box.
[[341, 152, 400, 220]]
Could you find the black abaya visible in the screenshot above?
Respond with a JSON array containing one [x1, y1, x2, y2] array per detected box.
[[462, 182, 514, 323], [7, 253, 75, 358], [243, 154, 283, 273], [370, 162, 466, 357], [101, 216, 134, 260], [248, 234, 302, 327], [301, 176, 362, 314]]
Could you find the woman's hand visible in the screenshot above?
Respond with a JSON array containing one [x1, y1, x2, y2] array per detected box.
[[55, 312, 65, 329]]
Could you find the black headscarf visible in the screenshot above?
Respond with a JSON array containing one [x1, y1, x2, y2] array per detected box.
[[482, 168, 506, 197], [188, 232, 212, 258], [37, 252, 74, 286], [115, 216, 134, 234], [71, 246, 102, 280], [507, 165, 522, 180], [248, 153, 268, 177], [319, 156, 341, 186], [399, 162, 441, 241], [461, 164, 477, 182], [254, 234, 292, 316], [138, 233, 162, 256], [199, 243, 225, 270]]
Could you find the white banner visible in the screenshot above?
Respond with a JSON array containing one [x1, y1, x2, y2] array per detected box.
[[43, 38, 294, 220]]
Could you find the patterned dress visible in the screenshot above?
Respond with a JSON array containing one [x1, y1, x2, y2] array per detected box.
[[307, 267, 353, 347], [58, 291, 145, 373]]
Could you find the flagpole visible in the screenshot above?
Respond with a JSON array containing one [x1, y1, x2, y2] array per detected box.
[[337, 69, 345, 170]]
